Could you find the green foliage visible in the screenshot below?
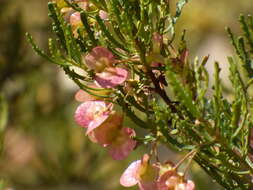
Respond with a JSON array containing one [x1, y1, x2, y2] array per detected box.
[[27, 0, 253, 189], [166, 64, 200, 118], [226, 15, 253, 77]]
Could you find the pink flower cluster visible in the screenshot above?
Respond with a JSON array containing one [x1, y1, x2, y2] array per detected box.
[[54, 0, 108, 37], [74, 46, 136, 160], [71, 38, 195, 190], [120, 154, 195, 190], [58, 2, 196, 187]]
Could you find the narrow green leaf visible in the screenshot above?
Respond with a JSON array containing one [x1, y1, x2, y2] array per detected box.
[[165, 0, 189, 35], [48, 2, 67, 50], [65, 24, 82, 64], [212, 62, 223, 131], [237, 37, 253, 76], [228, 57, 248, 144], [117, 96, 149, 129], [239, 15, 253, 51], [166, 65, 200, 118], [95, 15, 128, 51], [194, 56, 209, 109], [26, 33, 70, 66], [80, 11, 97, 46], [48, 38, 59, 57], [231, 100, 242, 129], [175, 0, 189, 18], [226, 27, 241, 58]]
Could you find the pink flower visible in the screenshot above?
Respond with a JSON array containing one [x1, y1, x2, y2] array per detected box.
[[87, 113, 137, 160], [120, 154, 159, 190], [108, 127, 136, 160], [84, 46, 115, 72], [95, 67, 128, 88], [84, 47, 129, 88], [74, 100, 112, 132], [87, 113, 123, 146], [157, 170, 195, 190]]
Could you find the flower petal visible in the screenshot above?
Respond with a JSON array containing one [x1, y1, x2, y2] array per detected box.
[[88, 114, 123, 146], [87, 130, 98, 143], [139, 181, 158, 190], [157, 170, 176, 190], [108, 127, 136, 160], [120, 160, 141, 187], [84, 46, 115, 71], [75, 89, 93, 102], [74, 101, 111, 130], [92, 46, 115, 63], [137, 155, 159, 190], [95, 67, 128, 88]]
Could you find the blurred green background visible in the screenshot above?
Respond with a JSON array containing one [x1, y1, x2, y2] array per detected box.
[[0, 0, 252, 189]]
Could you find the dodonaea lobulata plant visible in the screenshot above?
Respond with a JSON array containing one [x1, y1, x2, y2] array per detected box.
[[27, 0, 253, 189]]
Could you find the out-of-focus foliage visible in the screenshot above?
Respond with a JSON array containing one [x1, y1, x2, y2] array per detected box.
[[177, 0, 253, 53], [0, 0, 253, 190]]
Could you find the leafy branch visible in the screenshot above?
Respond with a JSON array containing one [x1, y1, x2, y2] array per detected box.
[[27, 1, 253, 189]]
